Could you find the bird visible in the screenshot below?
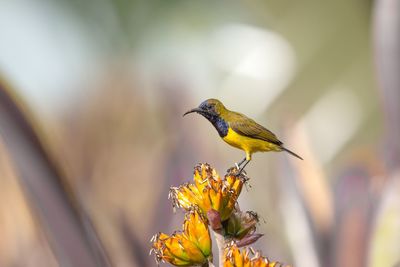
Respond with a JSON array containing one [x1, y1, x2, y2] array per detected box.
[[183, 99, 303, 173]]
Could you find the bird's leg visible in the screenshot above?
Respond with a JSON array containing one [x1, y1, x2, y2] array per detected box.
[[235, 157, 247, 169], [238, 160, 251, 175]]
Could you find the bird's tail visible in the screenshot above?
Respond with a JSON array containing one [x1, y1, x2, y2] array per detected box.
[[281, 147, 303, 160]]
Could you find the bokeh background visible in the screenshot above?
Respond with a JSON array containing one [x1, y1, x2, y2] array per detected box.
[[0, 0, 399, 266]]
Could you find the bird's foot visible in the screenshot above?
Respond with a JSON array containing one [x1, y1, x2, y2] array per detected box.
[[236, 167, 247, 177]]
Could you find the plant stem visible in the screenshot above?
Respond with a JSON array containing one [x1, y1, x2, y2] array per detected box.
[[207, 209, 226, 266], [214, 230, 226, 267], [206, 259, 216, 267]]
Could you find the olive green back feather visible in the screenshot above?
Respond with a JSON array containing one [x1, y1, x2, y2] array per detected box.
[[226, 111, 283, 146]]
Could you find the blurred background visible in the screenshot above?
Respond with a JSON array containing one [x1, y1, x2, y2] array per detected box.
[[0, 0, 399, 266]]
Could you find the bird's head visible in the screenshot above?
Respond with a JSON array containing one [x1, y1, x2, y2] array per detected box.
[[183, 99, 227, 122]]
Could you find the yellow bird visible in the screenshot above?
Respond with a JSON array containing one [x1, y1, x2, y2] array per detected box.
[[183, 99, 303, 172]]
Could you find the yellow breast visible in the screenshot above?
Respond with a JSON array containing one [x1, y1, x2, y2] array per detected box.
[[222, 128, 280, 160]]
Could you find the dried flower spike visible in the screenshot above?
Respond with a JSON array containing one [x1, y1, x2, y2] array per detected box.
[[170, 163, 247, 221], [151, 209, 212, 266]]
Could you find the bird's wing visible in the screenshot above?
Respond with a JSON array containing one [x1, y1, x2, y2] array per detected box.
[[229, 112, 283, 146]]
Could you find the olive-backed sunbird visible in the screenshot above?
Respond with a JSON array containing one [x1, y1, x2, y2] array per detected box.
[[183, 98, 303, 172]]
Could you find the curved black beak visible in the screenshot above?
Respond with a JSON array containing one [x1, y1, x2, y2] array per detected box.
[[183, 107, 202, 117]]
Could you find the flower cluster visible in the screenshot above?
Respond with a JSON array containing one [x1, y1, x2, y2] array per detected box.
[[169, 164, 247, 221], [151, 209, 212, 266], [151, 163, 290, 267], [224, 245, 290, 267]]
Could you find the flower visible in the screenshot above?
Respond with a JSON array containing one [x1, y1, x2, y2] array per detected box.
[[224, 245, 290, 267], [226, 210, 259, 240], [170, 163, 247, 221], [225, 210, 263, 247], [151, 209, 212, 266]]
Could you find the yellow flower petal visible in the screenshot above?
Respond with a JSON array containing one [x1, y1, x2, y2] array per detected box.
[[194, 167, 208, 192], [184, 210, 212, 256], [210, 190, 223, 212]]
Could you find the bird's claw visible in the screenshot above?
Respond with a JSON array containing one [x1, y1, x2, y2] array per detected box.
[[236, 167, 247, 177], [235, 163, 240, 170]]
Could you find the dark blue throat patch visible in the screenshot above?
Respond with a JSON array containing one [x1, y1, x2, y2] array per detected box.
[[200, 112, 228, 137], [212, 116, 228, 137]]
